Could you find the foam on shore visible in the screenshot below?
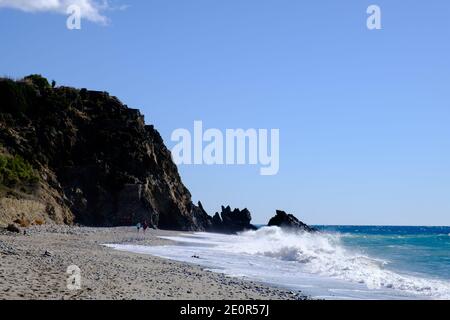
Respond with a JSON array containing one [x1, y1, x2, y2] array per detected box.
[[107, 227, 450, 300]]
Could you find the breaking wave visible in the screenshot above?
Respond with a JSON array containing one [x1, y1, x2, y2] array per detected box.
[[224, 227, 450, 299]]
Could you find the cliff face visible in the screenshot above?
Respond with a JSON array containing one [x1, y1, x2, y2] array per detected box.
[[0, 75, 211, 230]]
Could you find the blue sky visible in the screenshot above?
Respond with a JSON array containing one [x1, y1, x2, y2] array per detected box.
[[1, 1, 449, 225]]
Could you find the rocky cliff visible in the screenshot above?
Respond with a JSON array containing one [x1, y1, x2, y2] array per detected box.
[[0, 75, 211, 230]]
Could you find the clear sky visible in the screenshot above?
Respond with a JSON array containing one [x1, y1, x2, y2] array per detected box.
[[1, 1, 449, 225]]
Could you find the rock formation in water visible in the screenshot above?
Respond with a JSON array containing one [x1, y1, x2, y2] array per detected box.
[[210, 205, 257, 233], [267, 210, 317, 232], [0, 75, 212, 230]]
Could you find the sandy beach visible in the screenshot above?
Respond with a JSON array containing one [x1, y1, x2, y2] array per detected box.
[[0, 226, 305, 300]]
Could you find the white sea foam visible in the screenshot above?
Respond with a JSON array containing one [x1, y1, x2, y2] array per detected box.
[[223, 227, 450, 298], [105, 227, 450, 300]]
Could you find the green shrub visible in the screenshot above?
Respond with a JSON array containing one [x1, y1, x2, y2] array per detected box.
[[23, 74, 51, 90], [0, 154, 39, 187]]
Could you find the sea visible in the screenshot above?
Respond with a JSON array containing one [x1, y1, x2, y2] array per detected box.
[[106, 225, 450, 300]]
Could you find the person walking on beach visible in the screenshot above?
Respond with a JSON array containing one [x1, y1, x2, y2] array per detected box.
[[136, 222, 141, 233], [143, 221, 148, 233]]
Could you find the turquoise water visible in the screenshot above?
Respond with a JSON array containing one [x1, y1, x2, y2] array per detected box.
[[316, 226, 450, 281]]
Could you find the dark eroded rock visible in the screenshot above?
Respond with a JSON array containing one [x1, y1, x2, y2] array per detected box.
[[6, 224, 20, 233], [211, 205, 257, 234], [268, 210, 316, 232]]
